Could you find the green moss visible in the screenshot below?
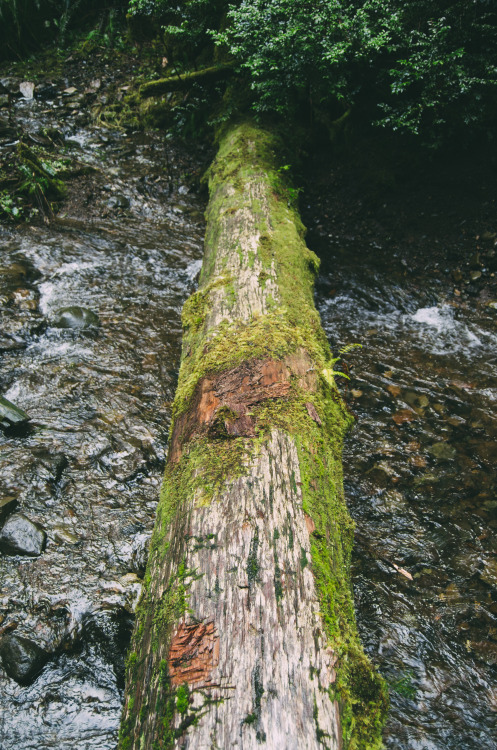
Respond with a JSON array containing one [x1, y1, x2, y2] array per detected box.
[[246, 526, 260, 587], [120, 120, 387, 750], [172, 121, 331, 420], [175, 684, 190, 714]]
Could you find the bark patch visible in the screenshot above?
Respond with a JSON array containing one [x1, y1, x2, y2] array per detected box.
[[168, 621, 219, 685], [170, 350, 317, 462]]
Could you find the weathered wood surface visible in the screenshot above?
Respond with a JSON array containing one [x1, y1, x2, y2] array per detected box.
[[119, 122, 387, 750]]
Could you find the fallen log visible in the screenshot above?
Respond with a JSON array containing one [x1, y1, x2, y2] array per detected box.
[[119, 121, 387, 750], [140, 63, 235, 98]]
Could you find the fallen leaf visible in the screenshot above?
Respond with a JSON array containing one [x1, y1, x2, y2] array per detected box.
[[305, 402, 322, 426], [391, 563, 413, 580], [387, 384, 401, 397], [451, 380, 475, 391], [392, 409, 417, 425], [410, 455, 427, 468]]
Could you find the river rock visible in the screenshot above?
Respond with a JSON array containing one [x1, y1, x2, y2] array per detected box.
[[52, 306, 100, 330], [0, 496, 18, 523], [0, 634, 49, 685], [0, 395, 30, 429], [106, 194, 130, 209], [19, 81, 35, 100], [428, 442, 457, 460], [0, 514, 47, 556], [0, 333, 26, 352]]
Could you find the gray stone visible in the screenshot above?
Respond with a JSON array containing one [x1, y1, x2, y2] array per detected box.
[[0, 513, 46, 556], [52, 306, 100, 330], [0, 634, 49, 684], [0, 395, 30, 429], [19, 81, 35, 100]]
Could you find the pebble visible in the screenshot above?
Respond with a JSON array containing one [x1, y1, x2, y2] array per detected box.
[[106, 194, 130, 209], [428, 442, 457, 460]]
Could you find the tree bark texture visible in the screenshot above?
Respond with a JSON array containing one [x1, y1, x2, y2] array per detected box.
[[119, 122, 387, 750]]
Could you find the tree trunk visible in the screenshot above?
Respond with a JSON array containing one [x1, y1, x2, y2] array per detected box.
[[140, 64, 235, 98], [119, 122, 387, 750]]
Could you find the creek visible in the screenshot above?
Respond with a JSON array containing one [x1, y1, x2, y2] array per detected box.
[[1, 74, 497, 749]]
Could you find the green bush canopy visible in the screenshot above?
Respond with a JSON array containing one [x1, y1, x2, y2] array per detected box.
[[129, 0, 497, 145]]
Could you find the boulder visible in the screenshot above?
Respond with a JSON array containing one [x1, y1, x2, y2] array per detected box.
[[0, 513, 47, 556], [0, 634, 49, 685]]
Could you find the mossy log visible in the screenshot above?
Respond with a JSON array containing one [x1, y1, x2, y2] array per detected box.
[[119, 121, 387, 750], [140, 63, 235, 98]]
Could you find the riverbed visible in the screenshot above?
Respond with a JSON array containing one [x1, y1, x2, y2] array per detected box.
[[1, 61, 497, 749]]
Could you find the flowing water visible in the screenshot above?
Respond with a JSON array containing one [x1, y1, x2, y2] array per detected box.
[[310, 225, 497, 749], [1, 79, 497, 749], [0, 81, 205, 748]]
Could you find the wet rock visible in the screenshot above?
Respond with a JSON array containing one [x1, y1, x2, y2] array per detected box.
[[35, 81, 59, 99], [428, 442, 457, 460], [0, 634, 49, 685], [0, 395, 30, 430], [0, 332, 26, 352], [106, 194, 130, 210], [0, 77, 20, 95], [0, 514, 47, 556], [481, 559, 497, 587], [129, 532, 150, 577], [19, 82, 35, 100], [53, 524, 80, 546], [0, 495, 18, 523], [52, 306, 100, 330]]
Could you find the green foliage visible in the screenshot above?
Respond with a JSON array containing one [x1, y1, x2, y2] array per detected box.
[[127, 0, 497, 145], [128, 0, 228, 66], [216, 0, 497, 143], [0, 0, 126, 58], [388, 670, 417, 699]]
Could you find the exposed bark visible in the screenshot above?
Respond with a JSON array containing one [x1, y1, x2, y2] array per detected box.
[[119, 122, 387, 750], [140, 64, 235, 98]]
